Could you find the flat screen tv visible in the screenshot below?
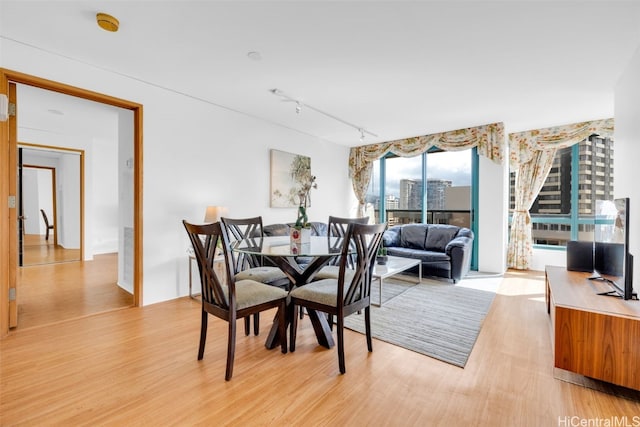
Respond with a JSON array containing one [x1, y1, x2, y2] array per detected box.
[[591, 197, 637, 300]]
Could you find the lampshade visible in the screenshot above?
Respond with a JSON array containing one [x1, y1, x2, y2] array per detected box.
[[204, 206, 227, 223]]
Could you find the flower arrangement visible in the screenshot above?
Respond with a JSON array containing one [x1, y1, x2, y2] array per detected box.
[[288, 155, 317, 229], [294, 174, 317, 228]]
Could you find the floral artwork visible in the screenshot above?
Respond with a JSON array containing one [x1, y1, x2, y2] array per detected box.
[[270, 150, 313, 208]]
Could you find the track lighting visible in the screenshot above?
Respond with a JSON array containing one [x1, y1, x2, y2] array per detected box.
[[270, 88, 377, 141]]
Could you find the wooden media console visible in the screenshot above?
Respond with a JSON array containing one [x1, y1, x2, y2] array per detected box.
[[545, 266, 640, 391]]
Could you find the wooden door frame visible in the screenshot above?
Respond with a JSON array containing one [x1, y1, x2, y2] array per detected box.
[[1, 68, 143, 337], [23, 143, 86, 257], [21, 164, 58, 247]]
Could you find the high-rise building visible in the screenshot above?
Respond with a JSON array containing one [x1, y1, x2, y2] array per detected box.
[[426, 179, 452, 210], [399, 179, 422, 210], [386, 195, 399, 210], [512, 135, 614, 245]]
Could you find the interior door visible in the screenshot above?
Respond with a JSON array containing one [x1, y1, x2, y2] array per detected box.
[[8, 82, 18, 328], [18, 148, 24, 266]]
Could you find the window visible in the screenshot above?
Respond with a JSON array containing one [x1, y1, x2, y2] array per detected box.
[[367, 148, 473, 228], [509, 135, 614, 247]]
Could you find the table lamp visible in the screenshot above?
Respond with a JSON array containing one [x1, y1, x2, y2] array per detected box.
[[204, 206, 228, 224]]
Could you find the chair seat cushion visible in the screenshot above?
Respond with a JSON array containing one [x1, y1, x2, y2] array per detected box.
[[290, 279, 344, 307], [236, 266, 288, 285], [312, 265, 356, 282], [230, 280, 288, 310]]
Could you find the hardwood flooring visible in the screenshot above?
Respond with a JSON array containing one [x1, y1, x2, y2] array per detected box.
[[1, 268, 639, 425], [17, 250, 133, 330], [22, 233, 80, 265]]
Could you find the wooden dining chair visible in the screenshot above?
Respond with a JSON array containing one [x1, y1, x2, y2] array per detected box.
[[221, 216, 290, 336], [310, 216, 370, 325], [183, 220, 288, 381], [289, 222, 386, 374], [314, 215, 370, 280], [40, 209, 54, 241]]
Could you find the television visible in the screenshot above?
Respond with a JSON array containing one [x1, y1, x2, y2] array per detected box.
[[591, 197, 637, 300]]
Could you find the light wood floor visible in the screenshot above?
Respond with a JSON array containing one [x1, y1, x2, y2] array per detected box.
[[17, 249, 133, 330], [22, 233, 80, 266], [1, 269, 639, 425]]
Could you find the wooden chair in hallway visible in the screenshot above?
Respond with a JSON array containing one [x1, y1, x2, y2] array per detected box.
[[183, 220, 288, 381], [40, 209, 54, 241]]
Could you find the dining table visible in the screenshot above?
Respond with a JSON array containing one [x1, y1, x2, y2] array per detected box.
[[232, 235, 346, 350]]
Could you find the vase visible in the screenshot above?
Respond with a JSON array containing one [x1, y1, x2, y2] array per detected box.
[[290, 227, 311, 254], [376, 255, 388, 265], [290, 226, 311, 244]]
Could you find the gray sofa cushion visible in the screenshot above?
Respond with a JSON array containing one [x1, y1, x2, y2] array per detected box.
[[400, 224, 428, 249], [424, 225, 460, 251], [386, 247, 450, 263], [382, 226, 401, 247], [263, 223, 290, 237]]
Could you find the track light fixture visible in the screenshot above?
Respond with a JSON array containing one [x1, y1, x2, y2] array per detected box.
[[270, 88, 377, 141]]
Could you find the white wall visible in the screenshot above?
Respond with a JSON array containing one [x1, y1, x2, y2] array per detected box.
[[21, 168, 42, 235], [21, 150, 81, 248], [614, 44, 640, 292], [2, 39, 354, 305], [2, 37, 509, 304], [477, 154, 508, 274], [18, 128, 112, 258]]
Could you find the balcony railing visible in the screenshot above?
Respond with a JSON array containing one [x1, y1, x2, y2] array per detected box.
[[375, 209, 471, 228]]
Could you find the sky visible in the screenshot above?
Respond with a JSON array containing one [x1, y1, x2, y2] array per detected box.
[[369, 150, 472, 197]]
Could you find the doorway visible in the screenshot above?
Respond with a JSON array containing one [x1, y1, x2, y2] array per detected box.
[[20, 146, 83, 266], [0, 69, 144, 335]]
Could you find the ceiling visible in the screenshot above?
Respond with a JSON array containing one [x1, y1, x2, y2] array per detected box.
[[2, 1, 640, 147]]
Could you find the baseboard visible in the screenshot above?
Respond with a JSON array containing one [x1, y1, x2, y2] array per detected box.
[[553, 368, 640, 402]]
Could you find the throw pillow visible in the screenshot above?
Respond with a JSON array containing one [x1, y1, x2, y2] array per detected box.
[[424, 226, 459, 252], [400, 224, 428, 249]]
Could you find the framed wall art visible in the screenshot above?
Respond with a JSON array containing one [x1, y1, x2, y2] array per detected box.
[[270, 149, 311, 208]]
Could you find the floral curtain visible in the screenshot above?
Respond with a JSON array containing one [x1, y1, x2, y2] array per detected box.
[[507, 118, 614, 269], [348, 122, 505, 216]]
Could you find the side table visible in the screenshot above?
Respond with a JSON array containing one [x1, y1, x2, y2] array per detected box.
[[188, 251, 224, 299]]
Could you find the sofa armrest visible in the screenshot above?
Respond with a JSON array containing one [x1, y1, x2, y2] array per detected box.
[[445, 235, 473, 254], [446, 235, 474, 282], [382, 226, 401, 248]]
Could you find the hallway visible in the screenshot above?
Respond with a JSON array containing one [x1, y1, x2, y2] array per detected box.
[[17, 251, 133, 330]]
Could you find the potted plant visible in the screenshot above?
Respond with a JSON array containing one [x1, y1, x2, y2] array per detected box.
[[377, 246, 388, 265], [290, 173, 317, 247]]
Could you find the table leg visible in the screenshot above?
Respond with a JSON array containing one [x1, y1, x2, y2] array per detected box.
[[265, 301, 335, 349], [265, 309, 284, 350], [262, 254, 337, 350], [305, 309, 334, 348]]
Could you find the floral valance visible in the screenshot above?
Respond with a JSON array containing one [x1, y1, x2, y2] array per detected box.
[[348, 122, 505, 180], [508, 118, 614, 169]]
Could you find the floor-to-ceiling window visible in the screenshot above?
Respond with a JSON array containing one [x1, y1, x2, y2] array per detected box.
[[367, 148, 474, 228], [367, 147, 477, 269]]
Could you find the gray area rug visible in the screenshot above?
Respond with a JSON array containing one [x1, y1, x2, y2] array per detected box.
[[344, 276, 498, 368]]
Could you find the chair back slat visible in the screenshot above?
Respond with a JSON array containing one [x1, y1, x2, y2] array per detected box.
[[338, 223, 386, 307], [183, 221, 234, 309], [221, 217, 265, 274], [327, 216, 369, 267]]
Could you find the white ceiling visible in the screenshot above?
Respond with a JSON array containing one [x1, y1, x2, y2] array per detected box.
[[2, 1, 640, 146]]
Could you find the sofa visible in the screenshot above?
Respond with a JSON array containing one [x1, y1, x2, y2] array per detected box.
[[381, 223, 474, 283], [262, 222, 328, 238]]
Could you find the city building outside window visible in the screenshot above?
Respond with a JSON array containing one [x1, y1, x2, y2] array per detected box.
[[509, 135, 614, 247], [367, 149, 472, 228]]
